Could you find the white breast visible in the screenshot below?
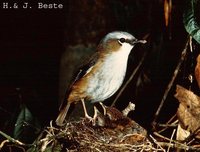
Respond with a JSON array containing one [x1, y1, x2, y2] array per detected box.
[[88, 46, 132, 103]]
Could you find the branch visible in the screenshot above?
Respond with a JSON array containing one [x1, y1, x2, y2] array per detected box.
[[0, 130, 25, 146], [152, 37, 190, 128]]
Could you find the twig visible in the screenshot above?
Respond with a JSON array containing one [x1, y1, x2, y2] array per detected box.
[[189, 36, 193, 53], [0, 140, 9, 149], [149, 134, 166, 151], [122, 102, 135, 116], [158, 114, 177, 133], [153, 132, 189, 150], [165, 114, 177, 124], [157, 123, 177, 128], [0, 131, 25, 146], [157, 119, 178, 129], [167, 129, 176, 152], [7, 144, 26, 152], [152, 37, 190, 128], [157, 142, 200, 151], [0, 130, 27, 150], [183, 126, 200, 143]]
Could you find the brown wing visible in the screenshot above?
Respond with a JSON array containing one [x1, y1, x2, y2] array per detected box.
[[56, 52, 99, 125], [70, 52, 99, 86], [58, 52, 99, 110]]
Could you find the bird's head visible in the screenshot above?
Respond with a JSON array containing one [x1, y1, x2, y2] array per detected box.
[[98, 31, 146, 54]]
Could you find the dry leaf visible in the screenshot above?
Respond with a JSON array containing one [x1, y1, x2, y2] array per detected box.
[[176, 121, 190, 141], [195, 54, 200, 89], [174, 85, 200, 134], [164, 0, 172, 27]]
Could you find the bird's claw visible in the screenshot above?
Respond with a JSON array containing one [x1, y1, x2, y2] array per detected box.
[[84, 114, 94, 122]]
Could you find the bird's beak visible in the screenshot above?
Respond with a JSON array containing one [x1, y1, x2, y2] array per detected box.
[[130, 39, 147, 45]]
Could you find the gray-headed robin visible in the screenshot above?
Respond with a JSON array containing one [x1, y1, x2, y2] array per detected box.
[[56, 31, 146, 126]]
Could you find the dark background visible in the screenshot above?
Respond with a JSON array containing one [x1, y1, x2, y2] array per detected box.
[[0, 1, 65, 132], [0, 0, 193, 143]]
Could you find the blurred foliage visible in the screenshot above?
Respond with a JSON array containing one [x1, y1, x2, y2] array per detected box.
[[14, 104, 41, 143], [183, 0, 200, 44]]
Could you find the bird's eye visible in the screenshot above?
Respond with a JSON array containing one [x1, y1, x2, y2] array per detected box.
[[119, 38, 126, 43]]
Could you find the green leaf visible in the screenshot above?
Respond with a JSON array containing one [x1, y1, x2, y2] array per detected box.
[[13, 104, 41, 143], [183, 0, 200, 44]]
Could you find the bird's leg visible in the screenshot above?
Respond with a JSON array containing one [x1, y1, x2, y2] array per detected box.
[[92, 106, 105, 126], [99, 102, 107, 115], [81, 99, 93, 120], [92, 106, 98, 126]]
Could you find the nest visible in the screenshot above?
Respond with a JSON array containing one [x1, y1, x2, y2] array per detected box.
[[30, 120, 159, 152], [28, 104, 165, 152]]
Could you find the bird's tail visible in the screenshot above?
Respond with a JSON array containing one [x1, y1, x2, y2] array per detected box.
[[55, 102, 71, 126]]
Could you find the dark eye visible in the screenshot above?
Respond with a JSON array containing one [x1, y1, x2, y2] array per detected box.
[[119, 38, 126, 43]]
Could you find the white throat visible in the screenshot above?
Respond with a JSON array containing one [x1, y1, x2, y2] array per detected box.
[[89, 44, 134, 102], [116, 43, 133, 56]]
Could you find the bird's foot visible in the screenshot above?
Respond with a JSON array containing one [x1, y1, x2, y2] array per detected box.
[[84, 106, 100, 126], [91, 106, 106, 126], [92, 106, 98, 126], [84, 114, 93, 122], [99, 102, 107, 115]]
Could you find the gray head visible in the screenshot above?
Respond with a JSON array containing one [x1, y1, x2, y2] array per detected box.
[[103, 31, 146, 45], [98, 31, 146, 53]]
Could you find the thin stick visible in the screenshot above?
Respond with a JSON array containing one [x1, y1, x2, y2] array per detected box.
[[157, 121, 178, 128], [152, 37, 190, 127], [111, 51, 147, 107], [149, 134, 165, 151], [153, 132, 189, 149], [167, 129, 176, 152], [158, 115, 178, 133], [0, 130, 25, 146], [122, 102, 135, 116]]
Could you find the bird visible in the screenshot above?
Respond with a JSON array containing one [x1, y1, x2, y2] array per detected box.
[[56, 31, 146, 126]]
